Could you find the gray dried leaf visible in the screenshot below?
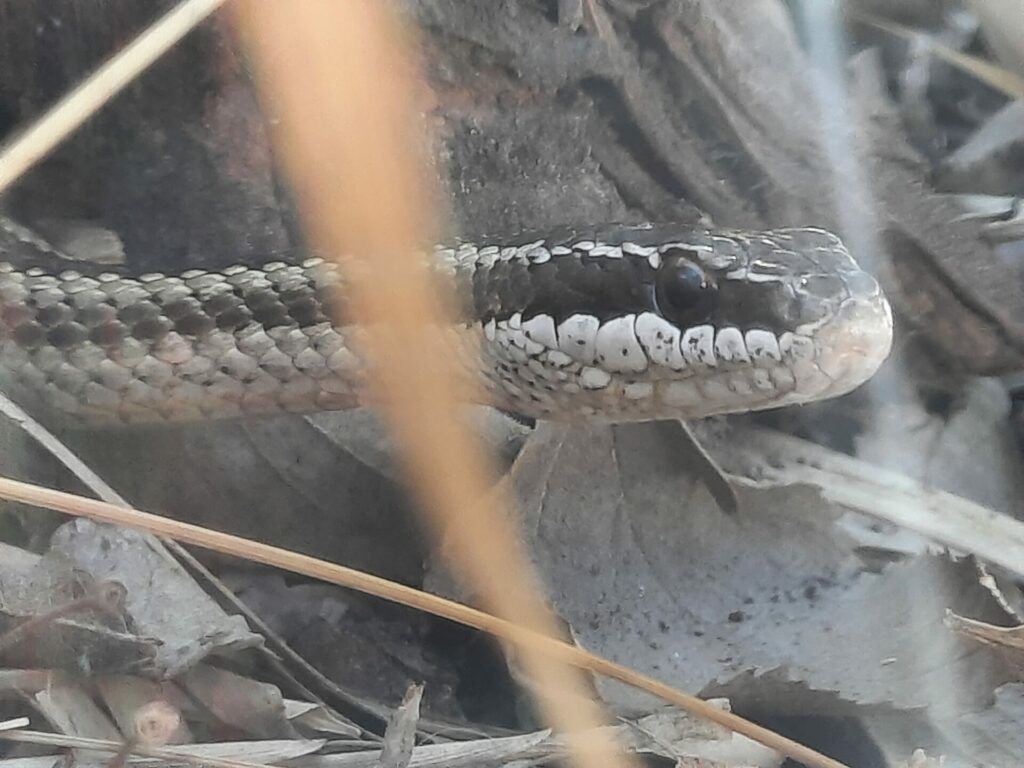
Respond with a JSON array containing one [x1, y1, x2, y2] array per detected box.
[[49, 520, 259, 676], [504, 422, 1014, 714]]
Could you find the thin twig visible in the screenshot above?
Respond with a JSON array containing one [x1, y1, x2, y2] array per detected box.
[[0, 0, 228, 195], [0, 475, 851, 768], [849, 9, 1024, 98], [0, 729, 294, 768], [0, 391, 130, 506], [231, 4, 628, 768]]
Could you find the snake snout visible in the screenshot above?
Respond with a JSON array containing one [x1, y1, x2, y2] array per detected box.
[[813, 288, 894, 396]]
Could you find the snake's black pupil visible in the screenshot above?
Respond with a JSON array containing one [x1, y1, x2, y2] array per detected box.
[[655, 257, 715, 324]]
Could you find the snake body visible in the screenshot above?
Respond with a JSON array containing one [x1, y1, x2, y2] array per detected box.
[[0, 218, 893, 426]]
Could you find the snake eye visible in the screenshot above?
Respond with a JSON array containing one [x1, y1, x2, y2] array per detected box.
[[654, 255, 716, 324]]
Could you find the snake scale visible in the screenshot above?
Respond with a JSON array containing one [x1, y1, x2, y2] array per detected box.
[[0, 216, 893, 426]]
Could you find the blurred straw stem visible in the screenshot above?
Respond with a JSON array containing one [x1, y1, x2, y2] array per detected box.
[[229, 2, 630, 767]]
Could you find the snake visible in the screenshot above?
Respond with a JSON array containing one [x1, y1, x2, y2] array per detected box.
[[0, 216, 893, 427]]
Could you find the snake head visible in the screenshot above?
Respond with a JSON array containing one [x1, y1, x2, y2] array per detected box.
[[470, 226, 893, 422]]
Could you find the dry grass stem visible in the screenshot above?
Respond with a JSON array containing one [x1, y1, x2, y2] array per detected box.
[[0, 473, 850, 768], [0, 0, 228, 195], [0, 728, 277, 768], [230, 3, 629, 767], [850, 9, 1024, 98]]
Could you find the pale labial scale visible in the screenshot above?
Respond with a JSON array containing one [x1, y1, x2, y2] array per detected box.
[[588, 244, 622, 258], [780, 333, 824, 392], [713, 327, 750, 364], [634, 312, 685, 370], [621, 241, 656, 258], [557, 314, 599, 364], [527, 247, 551, 264], [594, 315, 647, 373], [744, 329, 781, 363], [680, 325, 716, 368], [779, 332, 815, 362], [521, 314, 558, 349]]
